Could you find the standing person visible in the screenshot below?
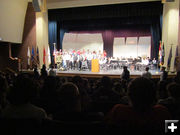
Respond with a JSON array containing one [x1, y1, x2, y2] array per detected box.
[[121, 66, 130, 82], [73, 53, 78, 70], [142, 67, 152, 79], [49, 65, 56, 76], [41, 64, 48, 78], [152, 58, 157, 69], [160, 66, 168, 81]]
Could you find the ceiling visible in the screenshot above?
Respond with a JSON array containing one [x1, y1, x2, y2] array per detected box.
[[46, 0, 161, 9]]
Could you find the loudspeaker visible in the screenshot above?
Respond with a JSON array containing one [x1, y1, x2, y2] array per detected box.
[[32, 0, 42, 12]]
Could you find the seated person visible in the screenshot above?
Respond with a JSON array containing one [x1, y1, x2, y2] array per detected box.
[[104, 77, 171, 134], [2, 74, 47, 119]]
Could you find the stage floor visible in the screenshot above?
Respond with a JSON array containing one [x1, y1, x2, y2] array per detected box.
[[55, 68, 168, 78], [23, 68, 176, 79]]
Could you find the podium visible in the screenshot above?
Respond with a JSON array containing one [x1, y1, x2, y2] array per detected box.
[[91, 59, 100, 72]]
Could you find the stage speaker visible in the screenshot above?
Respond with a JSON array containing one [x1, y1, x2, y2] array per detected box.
[[32, 0, 42, 12], [162, 0, 175, 3]]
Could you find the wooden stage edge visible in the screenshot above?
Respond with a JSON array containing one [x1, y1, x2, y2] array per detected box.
[[22, 70, 176, 79], [56, 72, 176, 79]]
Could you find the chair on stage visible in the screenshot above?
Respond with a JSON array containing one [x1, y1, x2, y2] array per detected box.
[[81, 60, 88, 70]]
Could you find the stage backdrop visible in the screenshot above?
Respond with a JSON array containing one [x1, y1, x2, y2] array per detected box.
[[62, 33, 103, 52], [113, 36, 151, 58]]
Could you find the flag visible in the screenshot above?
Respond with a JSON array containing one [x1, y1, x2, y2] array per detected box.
[[160, 42, 165, 65], [158, 41, 162, 66], [167, 45, 172, 68], [43, 47, 46, 64], [27, 46, 31, 66], [47, 46, 51, 66], [36, 46, 40, 66], [31, 46, 35, 61], [174, 45, 178, 67]]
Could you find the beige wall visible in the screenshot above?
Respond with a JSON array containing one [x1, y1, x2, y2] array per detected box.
[[162, 0, 179, 71], [47, 0, 160, 9], [0, 0, 28, 43], [36, 10, 49, 68]]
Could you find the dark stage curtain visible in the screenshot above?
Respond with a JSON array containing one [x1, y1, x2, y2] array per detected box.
[[48, 1, 163, 59], [150, 21, 162, 60], [48, 21, 57, 64]]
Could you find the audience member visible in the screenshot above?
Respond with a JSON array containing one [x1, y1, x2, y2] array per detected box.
[[49, 65, 56, 77], [53, 82, 103, 121], [121, 66, 130, 82], [174, 71, 180, 84], [158, 82, 180, 119], [40, 64, 48, 79], [0, 75, 9, 115], [142, 67, 152, 79], [33, 65, 40, 79], [105, 77, 171, 134], [160, 66, 168, 81], [2, 74, 47, 119]]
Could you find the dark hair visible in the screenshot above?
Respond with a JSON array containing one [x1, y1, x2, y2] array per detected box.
[[128, 77, 156, 112], [58, 82, 80, 108], [9, 75, 38, 105], [145, 67, 149, 71], [167, 82, 180, 98]]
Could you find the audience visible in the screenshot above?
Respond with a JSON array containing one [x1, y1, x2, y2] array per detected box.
[[1, 67, 179, 134], [1, 74, 47, 119], [104, 77, 171, 134], [52, 82, 103, 121], [158, 82, 180, 119]]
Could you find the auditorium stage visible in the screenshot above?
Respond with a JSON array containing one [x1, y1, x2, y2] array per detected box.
[[22, 68, 176, 79], [54, 69, 175, 79]]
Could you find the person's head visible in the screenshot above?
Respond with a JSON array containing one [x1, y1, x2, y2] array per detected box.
[[161, 66, 166, 71], [145, 67, 149, 72], [167, 82, 180, 99], [127, 77, 156, 112], [123, 66, 128, 70], [58, 82, 81, 112], [42, 64, 46, 69], [9, 74, 38, 105], [101, 76, 112, 88]]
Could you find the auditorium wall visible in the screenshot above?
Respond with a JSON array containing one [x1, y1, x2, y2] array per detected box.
[[0, 0, 28, 43], [36, 9, 49, 68], [162, 0, 180, 71]]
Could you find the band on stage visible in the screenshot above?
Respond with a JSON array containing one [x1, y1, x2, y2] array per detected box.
[[53, 49, 158, 71]]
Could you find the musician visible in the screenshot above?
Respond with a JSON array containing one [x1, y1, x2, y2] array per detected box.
[[87, 52, 93, 70], [73, 53, 78, 70], [152, 58, 157, 69]]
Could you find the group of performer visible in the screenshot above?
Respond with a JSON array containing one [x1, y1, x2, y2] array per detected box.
[[54, 49, 107, 71], [53, 49, 158, 71]]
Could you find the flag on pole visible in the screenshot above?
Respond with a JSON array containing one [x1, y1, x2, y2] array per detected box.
[[167, 45, 172, 68], [174, 45, 178, 67], [158, 41, 162, 65], [36, 46, 40, 66], [43, 47, 46, 65], [27, 46, 31, 66], [31, 47, 35, 61], [47, 46, 51, 66], [53, 43, 56, 63], [160, 42, 165, 65]]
